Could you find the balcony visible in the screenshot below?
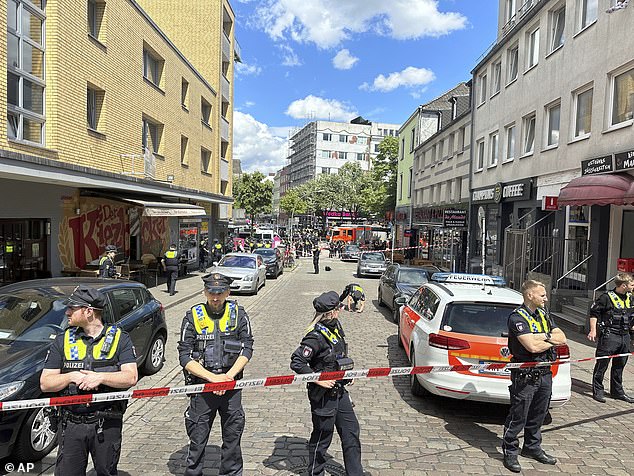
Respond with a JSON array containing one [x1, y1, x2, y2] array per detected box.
[[220, 159, 229, 181], [222, 32, 231, 61], [234, 39, 242, 63], [220, 116, 230, 142], [221, 74, 230, 101]]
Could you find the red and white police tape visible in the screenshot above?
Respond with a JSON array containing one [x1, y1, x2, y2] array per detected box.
[[1, 352, 631, 412]]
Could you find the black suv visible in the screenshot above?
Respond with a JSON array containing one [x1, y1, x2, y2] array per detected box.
[[253, 248, 284, 278], [0, 278, 167, 462], [378, 264, 431, 322]]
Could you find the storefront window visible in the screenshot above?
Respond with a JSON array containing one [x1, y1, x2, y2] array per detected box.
[[179, 222, 199, 264]]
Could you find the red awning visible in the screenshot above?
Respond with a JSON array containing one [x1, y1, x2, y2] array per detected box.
[[558, 173, 634, 206]]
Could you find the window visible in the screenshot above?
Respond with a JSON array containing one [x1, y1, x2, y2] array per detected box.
[[507, 44, 519, 83], [476, 139, 485, 170], [143, 47, 163, 87], [522, 113, 536, 154], [550, 6, 565, 51], [356, 153, 365, 161], [574, 87, 593, 137], [88, 0, 105, 41], [401, 138, 405, 160], [201, 148, 211, 173], [339, 134, 347, 143], [201, 97, 212, 126], [399, 173, 403, 200], [478, 73, 487, 105], [492, 60, 502, 95], [357, 136, 367, 145], [374, 144, 380, 153], [579, 0, 598, 30], [181, 135, 189, 166], [408, 169, 413, 198], [431, 145, 436, 163], [142, 118, 163, 155], [320, 150, 330, 158], [489, 132, 499, 166], [321, 167, 330, 174], [181, 78, 189, 109], [322, 133, 332, 141], [339, 152, 348, 160], [527, 28, 540, 69], [410, 128, 415, 152], [505, 124, 516, 162], [546, 102, 561, 147], [7, 0, 46, 144], [87, 85, 104, 131], [611, 67, 634, 126], [448, 133, 455, 156], [458, 127, 465, 151], [110, 289, 143, 319], [505, 0, 516, 22]]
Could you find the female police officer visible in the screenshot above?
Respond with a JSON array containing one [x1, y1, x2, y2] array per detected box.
[[290, 291, 364, 476]]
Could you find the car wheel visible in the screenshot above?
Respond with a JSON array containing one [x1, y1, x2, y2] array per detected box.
[[143, 333, 166, 375], [378, 288, 385, 307], [409, 348, 429, 397], [12, 407, 58, 462], [252, 280, 259, 295], [279, 265, 283, 276]]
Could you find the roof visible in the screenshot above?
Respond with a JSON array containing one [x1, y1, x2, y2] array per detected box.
[[0, 277, 146, 294], [425, 282, 523, 304]]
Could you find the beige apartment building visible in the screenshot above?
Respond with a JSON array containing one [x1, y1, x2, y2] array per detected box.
[[1, 0, 238, 283]]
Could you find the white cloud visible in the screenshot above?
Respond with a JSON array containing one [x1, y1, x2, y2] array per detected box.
[[233, 112, 288, 174], [285, 95, 358, 121], [253, 0, 467, 49], [235, 62, 262, 76], [360, 66, 435, 92], [244, 101, 256, 108], [332, 49, 359, 70], [279, 44, 302, 66]]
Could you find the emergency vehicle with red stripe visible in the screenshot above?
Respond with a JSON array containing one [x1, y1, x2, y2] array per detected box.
[[396, 273, 571, 405]]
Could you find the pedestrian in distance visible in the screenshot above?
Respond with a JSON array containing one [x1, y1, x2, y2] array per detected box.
[[199, 241, 209, 272], [339, 283, 365, 313], [587, 272, 634, 403], [502, 279, 566, 473], [290, 291, 363, 476], [178, 273, 254, 476], [312, 243, 321, 274], [98, 244, 118, 278], [212, 238, 224, 263], [162, 244, 179, 296], [40, 285, 138, 476]]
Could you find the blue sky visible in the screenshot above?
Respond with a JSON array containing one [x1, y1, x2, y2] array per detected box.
[[232, 0, 499, 174]]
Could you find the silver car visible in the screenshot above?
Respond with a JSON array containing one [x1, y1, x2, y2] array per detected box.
[[208, 253, 266, 295], [357, 251, 388, 278]]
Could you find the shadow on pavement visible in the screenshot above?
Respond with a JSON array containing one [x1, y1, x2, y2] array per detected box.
[[261, 435, 346, 475], [571, 376, 594, 397], [564, 328, 596, 350], [167, 444, 221, 475], [371, 299, 396, 325]]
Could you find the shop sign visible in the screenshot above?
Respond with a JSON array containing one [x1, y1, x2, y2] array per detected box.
[[320, 210, 359, 218], [582, 155, 613, 175], [614, 149, 634, 171], [443, 209, 467, 228], [413, 207, 445, 224], [541, 196, 559, 211], [472, 179, 531, 203]]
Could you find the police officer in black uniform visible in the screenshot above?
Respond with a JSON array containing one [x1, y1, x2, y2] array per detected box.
[[340, 283, 365, 313], [178, 273, 254, 476], [98, 245, 117, 278], [40, 285, 138, 476], [502, 280, 566, 473], [290, 291, 363, 476], [312, 242, 321, 274], [588, 272, 634, 403], [162, 244, 179, 296]]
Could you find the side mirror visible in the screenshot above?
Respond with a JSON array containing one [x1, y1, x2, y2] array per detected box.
[[394, 296, 407, 306], [212, 261, 218, 267]]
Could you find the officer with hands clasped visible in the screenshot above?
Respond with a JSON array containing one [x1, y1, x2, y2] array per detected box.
[[40, 285, 138, 476], [290, 291, 363, 476], [588, 272, 634, 403], [178, 273, 254, 476], [98, 245, 118, 278], [502, 280, 566, 473]]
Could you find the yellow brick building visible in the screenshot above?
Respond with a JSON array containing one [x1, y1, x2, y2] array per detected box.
[[0, 0, 238, 282]]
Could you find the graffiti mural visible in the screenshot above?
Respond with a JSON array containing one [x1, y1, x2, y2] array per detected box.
[[141, 216, 169, 257]]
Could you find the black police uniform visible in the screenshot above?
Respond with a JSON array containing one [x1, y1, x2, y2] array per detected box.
[[339, 284, 365, 310], [502, 304, 557, 459], [98, 246, 117, 278], [590, 289, 634, 400], [177, 284, 254, 476], [163, 248, 179, 295], [43, 324, 135, 475], [312, 245, 320, 274], [290, 292, 363, 476]]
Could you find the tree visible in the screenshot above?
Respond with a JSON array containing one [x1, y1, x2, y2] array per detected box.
[[337, 162, 371, 218], [371, 135, 399, 216], [233, 172, 273, 232]]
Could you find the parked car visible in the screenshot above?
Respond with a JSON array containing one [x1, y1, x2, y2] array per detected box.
[[253, 248, 284, 278], [0, 277, 167, 462], [378, 264, 430, 320], [208, 253, 266, 295], [340, 244, 362, 261], [356, 251, 389, 278], [396, 273, 571, 405]]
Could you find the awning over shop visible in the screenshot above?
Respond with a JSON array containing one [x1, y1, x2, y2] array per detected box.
[[558, 173, 634, 206], [123, 199, 207, 217]]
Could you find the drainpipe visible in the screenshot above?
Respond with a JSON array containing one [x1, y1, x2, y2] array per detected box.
[[466, 78, 475, 273]]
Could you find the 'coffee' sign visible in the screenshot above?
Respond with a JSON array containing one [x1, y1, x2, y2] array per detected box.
[[581, 155, 613, 175], [615, 149, 634, 172]]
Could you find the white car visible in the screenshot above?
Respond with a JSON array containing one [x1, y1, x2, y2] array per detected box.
[[396, 273, 571, 406], [208, 253, 266, 295]]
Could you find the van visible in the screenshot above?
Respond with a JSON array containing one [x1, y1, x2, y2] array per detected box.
[[253, 230, 281, 247]]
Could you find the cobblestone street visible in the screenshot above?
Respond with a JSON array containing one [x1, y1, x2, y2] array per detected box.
[[30, 255, 634, 475]]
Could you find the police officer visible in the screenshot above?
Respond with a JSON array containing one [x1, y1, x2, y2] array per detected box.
[[98, 245, 117, 278], [162, 244, 179, 296], [502, 280, 566, 473], [178, 273, 254, 476], [312, 243, 321, 274], [339, 283, 365, 313], [40, 285, 138, 476], [290, 291, 363, 476], [588, 272, 634, 403], [213, 238, 224, 263]]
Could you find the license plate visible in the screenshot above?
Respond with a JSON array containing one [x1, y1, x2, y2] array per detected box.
[[478, 361, 510, 376]]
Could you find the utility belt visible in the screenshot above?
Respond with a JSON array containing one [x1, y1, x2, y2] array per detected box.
[[63, 409, 123, 424], [510, 367, 551, 384]]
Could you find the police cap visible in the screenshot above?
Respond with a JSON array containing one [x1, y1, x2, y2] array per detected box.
[[313, 291, 341, 313], [64, 285, 106, 309], [203, 273, 232, 293], [105, 244, 117, 252]]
